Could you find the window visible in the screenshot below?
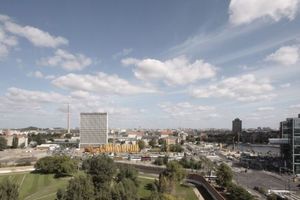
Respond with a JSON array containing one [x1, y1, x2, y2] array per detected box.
[[295, 155, 300, 163], [295, 146, 300, 154], [295, 138, 300, 145]]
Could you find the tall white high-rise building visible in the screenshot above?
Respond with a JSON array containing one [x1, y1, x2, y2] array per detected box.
[[80, 112, 108, 148]]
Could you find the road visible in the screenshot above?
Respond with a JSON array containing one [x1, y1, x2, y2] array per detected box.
[[234, 169, 298, 191]]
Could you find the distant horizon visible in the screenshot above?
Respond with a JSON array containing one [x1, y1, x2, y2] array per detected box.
[[0, 1, 300, 129]]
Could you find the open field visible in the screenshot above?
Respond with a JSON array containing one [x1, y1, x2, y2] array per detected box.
[[0, 172, 198, 200], [0, 172, 70, 200], [138, 176, 198, 200]]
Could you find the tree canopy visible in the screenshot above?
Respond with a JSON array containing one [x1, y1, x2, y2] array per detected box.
[[0, 179, 19, 200], [79, 155, 139, 200], [216, 163, 233, 187], [12, 136, 18, 149], [35, 156, 77, 177], [0, 136, 7, 151], [137, 139, 146, 150], [227, 183, 254, 200], [158, 161, 186, 193]]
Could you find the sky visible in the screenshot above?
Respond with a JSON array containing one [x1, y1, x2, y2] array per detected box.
[[0, 0, 300, 129]]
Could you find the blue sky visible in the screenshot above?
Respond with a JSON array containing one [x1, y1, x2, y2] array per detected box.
[[0, 0, 300, 129]]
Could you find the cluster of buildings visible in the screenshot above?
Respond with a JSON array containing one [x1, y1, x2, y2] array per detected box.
[[0, 129, 28, 148], [269, 114, 300, 175], [78, 112, 188, 148]]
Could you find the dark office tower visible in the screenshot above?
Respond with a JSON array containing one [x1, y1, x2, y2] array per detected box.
[[279, 114, 300, 175], [232, 118, 242, 134]]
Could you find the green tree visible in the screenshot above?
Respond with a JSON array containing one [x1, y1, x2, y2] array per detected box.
[[12, 136, 18, 149], [137, 140, 146, 150], [227, 183, 254, 200], [216, 163, 233, 187], [154, 157, 164, 166], [56, 188, 66, 200], [119, 178, 139, 200], [0, 179, 19, 200], [116, 165, 138, 186], [169, 144, 183, 152], [186, 135, 195, 143], [94, 182, 112, 200], [64, 174, 95, 200], [149, 138, 157, 148], [158, 138, 165, 145], [83, 155, 116, 190], [164, 161, 186, 182], [108, 138, 114, 143], [0, 137, 7, 151], [55, 156, 78, 177], [267, 193, 278, 200], [35, 156, 77, 177], [154, 156, 168, 166], [158, 161, 186, 193]]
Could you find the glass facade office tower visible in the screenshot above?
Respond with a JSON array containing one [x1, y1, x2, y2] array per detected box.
[[280, 114, 300, 174], [80, 112, 108, 148]]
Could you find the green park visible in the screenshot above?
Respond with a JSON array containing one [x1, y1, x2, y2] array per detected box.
[[0, 155, 199, 200]]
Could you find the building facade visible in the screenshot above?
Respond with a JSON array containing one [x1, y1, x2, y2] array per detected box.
[[80, 112, 108, 148], [279, 114, 300, 175], [232, 118, 242, 134]]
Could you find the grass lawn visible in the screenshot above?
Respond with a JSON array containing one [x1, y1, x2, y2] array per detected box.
[[0, 173, 198, 200], [0, 172, 70, 200], [137, 176, 198, 200]]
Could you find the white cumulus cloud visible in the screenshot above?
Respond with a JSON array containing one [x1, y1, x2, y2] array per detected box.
[[265, 46, 299, 66], [289, 104, 300, 108], [122, 56, 216, 85], [38, 49, 92, 71], [229, 0, 300, 25], [159, 102, 215, 117], [0, 28, 18, 59], [190, 74, 276, 102], [52, 72, 157, 95], [27, 70, 55, 80], [257, 107, 274, 111], [6, 87, 68, 104], [0, 14, 68, 48]]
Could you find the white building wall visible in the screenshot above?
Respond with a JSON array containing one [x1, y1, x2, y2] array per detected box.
[[80, 113, 108, 148]]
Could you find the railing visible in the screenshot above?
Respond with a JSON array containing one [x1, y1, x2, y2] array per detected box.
[[186, 173, 225, 200]]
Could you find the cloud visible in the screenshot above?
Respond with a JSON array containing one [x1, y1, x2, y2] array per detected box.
[[229, 0, 299, 26], [289, 104, 300, 108], [280, 83, 291, 88], [208, 113, 221, 118], [37, 49, 92, 71], [265, 45, 299, 65], [113, 48, 133, 59], [159, 102, 215, 117], [6, 87, 68, 104], [0, 27, 18, 59], [27, 70, 55, 79], [257, 107, 274, 111], [190, 74, 276, 102], [122, 56, 216, 85], [52, 72, 157, 95], [1, 87, 139, 120], [0, 14, 68, 48]]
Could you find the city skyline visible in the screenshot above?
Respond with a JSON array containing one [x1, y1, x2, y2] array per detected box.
[[0, 0, 300, 129]]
